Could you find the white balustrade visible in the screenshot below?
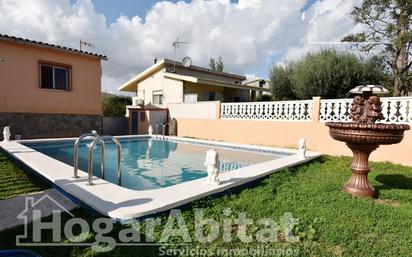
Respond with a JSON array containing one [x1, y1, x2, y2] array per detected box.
[[220, 100, 313, 121], [220, 97, 411, 124], [319, 99, 353, 122], [319, 97, 412, 124]]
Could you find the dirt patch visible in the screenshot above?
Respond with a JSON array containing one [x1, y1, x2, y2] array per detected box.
[[374, 198, 400, 208]]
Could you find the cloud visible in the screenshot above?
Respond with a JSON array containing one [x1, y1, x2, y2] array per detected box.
[[0, 0, 361, 93]]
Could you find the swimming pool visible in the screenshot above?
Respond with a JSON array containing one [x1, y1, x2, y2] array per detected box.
[[1, 136, 321, 219], [24, 138, 279, 190]]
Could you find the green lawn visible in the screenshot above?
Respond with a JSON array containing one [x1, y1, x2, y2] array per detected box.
[[0, 155, 412, 256], [0, 151, 49, 200]]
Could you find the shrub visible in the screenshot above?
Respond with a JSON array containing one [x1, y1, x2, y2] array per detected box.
[[102, 94, 132, 117]]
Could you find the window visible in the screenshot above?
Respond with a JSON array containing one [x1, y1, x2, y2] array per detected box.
[[232, 97, 244, 102], [208, 92, 216, 101], [140, 112, 145, 121], [202, 91, 217, 101], [184, 93, 198, 103], [153, 90, 164, 105], [40, 61, 71, 91], [215, 92, 223, 101]]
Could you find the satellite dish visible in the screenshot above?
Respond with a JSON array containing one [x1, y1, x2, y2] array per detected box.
[[182, 56, 192, 68]]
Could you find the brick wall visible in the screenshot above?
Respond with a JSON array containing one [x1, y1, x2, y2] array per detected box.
[[0, 113, 102, 139]]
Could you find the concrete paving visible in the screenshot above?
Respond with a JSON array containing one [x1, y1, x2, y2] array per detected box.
[[0, 188, 78, 231]]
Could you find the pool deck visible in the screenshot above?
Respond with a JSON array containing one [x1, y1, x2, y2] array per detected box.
[[0, 136, 321, 221]]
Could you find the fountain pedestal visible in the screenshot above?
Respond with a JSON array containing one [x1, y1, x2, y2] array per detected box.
[[344, 143, 379, 197]]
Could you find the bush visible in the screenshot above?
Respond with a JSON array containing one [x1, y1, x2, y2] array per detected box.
[[102, 95, 132, 117], [257, 94, 273, 101]]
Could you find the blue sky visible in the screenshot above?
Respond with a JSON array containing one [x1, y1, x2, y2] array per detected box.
[[92, 0, 240, 24]]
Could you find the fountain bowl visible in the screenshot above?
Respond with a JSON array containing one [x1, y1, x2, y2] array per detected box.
[[326, 122, 410, 145]]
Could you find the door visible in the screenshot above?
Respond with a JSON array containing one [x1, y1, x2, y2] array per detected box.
[[130, 111, 139, 134]]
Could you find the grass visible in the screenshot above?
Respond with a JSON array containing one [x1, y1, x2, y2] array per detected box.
[[0, 151, 49, 200], [0, 155, 412, 256]]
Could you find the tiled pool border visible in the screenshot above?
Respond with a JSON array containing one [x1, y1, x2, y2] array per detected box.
[[0, 135, 321, 221]]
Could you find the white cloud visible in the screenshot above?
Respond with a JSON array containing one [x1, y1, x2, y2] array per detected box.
[[0, 0, 362, 93]]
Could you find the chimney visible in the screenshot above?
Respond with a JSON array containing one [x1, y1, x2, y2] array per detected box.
[[153, 57, 157, 64]]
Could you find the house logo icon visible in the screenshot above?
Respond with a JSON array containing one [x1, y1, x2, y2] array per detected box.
[[16, 193, 75, 245], [306, 6, 356, 45], [306, 5, 390, 46]]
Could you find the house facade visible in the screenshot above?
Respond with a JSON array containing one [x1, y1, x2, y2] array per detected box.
[[118, 58, 270, 106], [0, 34, 107, 139], [118, 58, 270, 134]]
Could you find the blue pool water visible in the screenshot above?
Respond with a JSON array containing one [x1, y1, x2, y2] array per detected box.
[[24, 138, 283, 190]]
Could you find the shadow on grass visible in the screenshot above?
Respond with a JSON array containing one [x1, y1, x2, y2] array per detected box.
[[375, 174, 412, 191]]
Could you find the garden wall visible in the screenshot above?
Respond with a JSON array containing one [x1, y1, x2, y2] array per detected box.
[[170, 97, 412, 166]]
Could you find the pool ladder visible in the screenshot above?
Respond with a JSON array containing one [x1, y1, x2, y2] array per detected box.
[[73, 132, 122, 186], [155, 123, 172, 140]]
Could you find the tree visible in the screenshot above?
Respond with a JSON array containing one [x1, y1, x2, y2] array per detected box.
[[102, 94, 132, 117], [268, 49, 391, 99], [342, 0, 412, 96], [291, 49, 366, 99], [209, 58, 216, 71], [209, 56, 224, 72], [269, 64, 296, 100], [216, 56, 224, 72]]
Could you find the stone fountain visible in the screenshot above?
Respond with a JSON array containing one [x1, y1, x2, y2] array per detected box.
[[326, 85, 410, 198]]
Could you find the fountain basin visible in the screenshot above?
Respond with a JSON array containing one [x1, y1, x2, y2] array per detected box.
[[326, 122, 410, 145]]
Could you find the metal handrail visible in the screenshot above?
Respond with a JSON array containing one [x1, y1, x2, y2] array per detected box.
[[162, 123, 171, 140], [154, 122, 173, 139], [73, 131, 102, 178], [155, 123, 162, 139], [87, 136, 122, 186]]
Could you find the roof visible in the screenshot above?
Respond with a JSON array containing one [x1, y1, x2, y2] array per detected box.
[[242, 77, 267, 85], [163, 58, 246, 80], [123, 71, 269, 92], [0, 34, 107, 60], [118, 58, 247, 92]]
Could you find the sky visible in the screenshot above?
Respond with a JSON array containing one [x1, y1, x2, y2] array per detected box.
[[0, 0, 362, 93]]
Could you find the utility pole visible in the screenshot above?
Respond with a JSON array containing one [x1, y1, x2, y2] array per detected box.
[[172, 37, 189, 73]]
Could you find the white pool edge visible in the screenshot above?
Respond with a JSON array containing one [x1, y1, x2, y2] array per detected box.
[[0, 135, 321, 221]]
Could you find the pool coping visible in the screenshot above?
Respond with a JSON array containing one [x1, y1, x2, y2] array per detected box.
[[0, 135, 321, 221]]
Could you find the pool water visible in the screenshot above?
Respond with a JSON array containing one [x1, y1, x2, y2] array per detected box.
[[24, 138, 281, 190]]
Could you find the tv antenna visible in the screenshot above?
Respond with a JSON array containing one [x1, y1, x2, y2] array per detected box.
[[79, 39, 93, 51], [172, 37, 189, 73]]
